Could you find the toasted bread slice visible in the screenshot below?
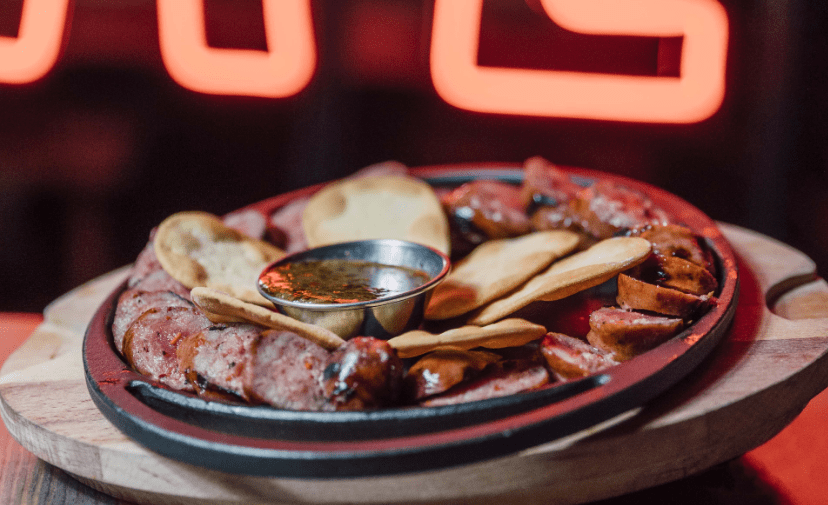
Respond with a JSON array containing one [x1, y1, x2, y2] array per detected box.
[[154, 211, 284, 306], [303, 174, 450, 254]]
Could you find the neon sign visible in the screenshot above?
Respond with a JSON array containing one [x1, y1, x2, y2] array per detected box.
[[156, 0, 316, 98], [0, 0, 70, 84], [0, 0, 729, 123], [430, 0, 729, 123]]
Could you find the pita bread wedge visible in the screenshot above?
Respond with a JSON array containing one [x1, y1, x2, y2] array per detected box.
[[387, 318, 547, 358], [303, 174, 450, 254], [425, 230, 580, 320], [469, 237, 652, 326], [154, 211, 284, 306], [191, 287, 345, 350]]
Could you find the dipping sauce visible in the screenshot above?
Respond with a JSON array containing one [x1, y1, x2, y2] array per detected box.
[[259, 259, 432, 304]]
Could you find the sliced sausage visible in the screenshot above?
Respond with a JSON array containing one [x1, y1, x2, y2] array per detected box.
[[539, 332, 617, 380], [630, 254, 718, 296], [632, 224, 716, 276], [177, 326, 331, 409], [616, 273, 711, 318], [112, 289, 193, 353], [443, 180, 532, 257], [127, 239, 161, 288], [176, 323, 262, 401], [570, 180, 671, 239], [132, 268, 191, 298], [586, 306, 684, 361], [249, 330, 330, 411], [520, 156, 582, 209], [269, 197, 310, 254], [122, 306, 212, 391], [421, 360, 549, 407], [404, 349, 501, 401], [126, 240, 191, 297], [530, 204, 583, 237], [322, 337, 404, 411], [223, 208, 267, 239]]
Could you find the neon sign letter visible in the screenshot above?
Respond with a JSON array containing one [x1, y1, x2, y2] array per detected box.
[[157, 0, 316, 98], [0, 0, 70, 84], [430, 0, 729, 123]]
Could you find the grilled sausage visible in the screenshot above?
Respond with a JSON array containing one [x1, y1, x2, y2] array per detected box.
[[176, 322, 262, 401], [421, 359, 549, 407], [443, 180, 532, 257], [616, 273, 711, 318], [632, 224, 716, 276], [322, 337, 404, 411], [630, 254, 718, 296], [520, 156, 583, 210], [540, 332, 617, 380], [177, 326, 330, 409], [122, 306, 212, 391], [249, 330, 330, 410], [404, 349, 501, 401], [112, 289, 193, 354], [586, 306, 684, 361], [570, 180, 671, 239]]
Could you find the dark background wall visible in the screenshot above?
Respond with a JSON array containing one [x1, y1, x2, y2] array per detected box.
[[0, 0, 825, 312]]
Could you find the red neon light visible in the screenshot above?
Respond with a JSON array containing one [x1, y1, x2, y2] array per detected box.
[[157, 0, 316, 98], [0, 0, 70, 84], [430, 0, 729, 123]]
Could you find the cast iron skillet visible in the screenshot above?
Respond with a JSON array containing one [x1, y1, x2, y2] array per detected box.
[[83, 164, 738, 478]]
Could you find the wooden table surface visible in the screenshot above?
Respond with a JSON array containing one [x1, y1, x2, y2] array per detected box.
[[2, 227, 828, 504], [0, 313, 125, 504]]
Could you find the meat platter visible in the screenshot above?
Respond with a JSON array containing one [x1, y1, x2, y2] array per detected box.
[[83, 162, 738, 478]]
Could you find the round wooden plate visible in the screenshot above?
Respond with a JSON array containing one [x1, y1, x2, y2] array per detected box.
[[1, 224, 827, 504], [81, 166, 738, 478]]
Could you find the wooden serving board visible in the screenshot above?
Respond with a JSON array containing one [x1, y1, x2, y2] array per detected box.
[[2, 223, 828, 505]]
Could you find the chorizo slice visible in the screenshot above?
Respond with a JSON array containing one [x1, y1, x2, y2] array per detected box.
[[530, 205, 581, 236], [175, 322, 262, 401], [421, 360, 549, 407], [627, 253, 718, 296], [322, 337, 404, 411], [539, 332, 617, 380], [249, 330, 330, 411], [443, 180, 532, 256], [131, 269, 192, 299], [404, 349, 501, 401], [520, 156, 583, 209], [222, 208, 268, 239], [616, 273, 711, 318], [586, 307, 684, 361], [127, 239, 162, 288], [269, 197, 310, 254], [112, 289, 193, 354], [122, 306, 212, 391], [177, 326, 331, 410], [569, 180, 671, 239], [126, 241, 192, 298], [633, 224, 716, 276]]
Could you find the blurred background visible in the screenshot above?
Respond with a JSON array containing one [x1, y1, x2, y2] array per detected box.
[[0, 0, 826, 312]]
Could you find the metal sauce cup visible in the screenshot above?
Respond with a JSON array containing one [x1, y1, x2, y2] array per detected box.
[[258, 239, 450, 340]]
